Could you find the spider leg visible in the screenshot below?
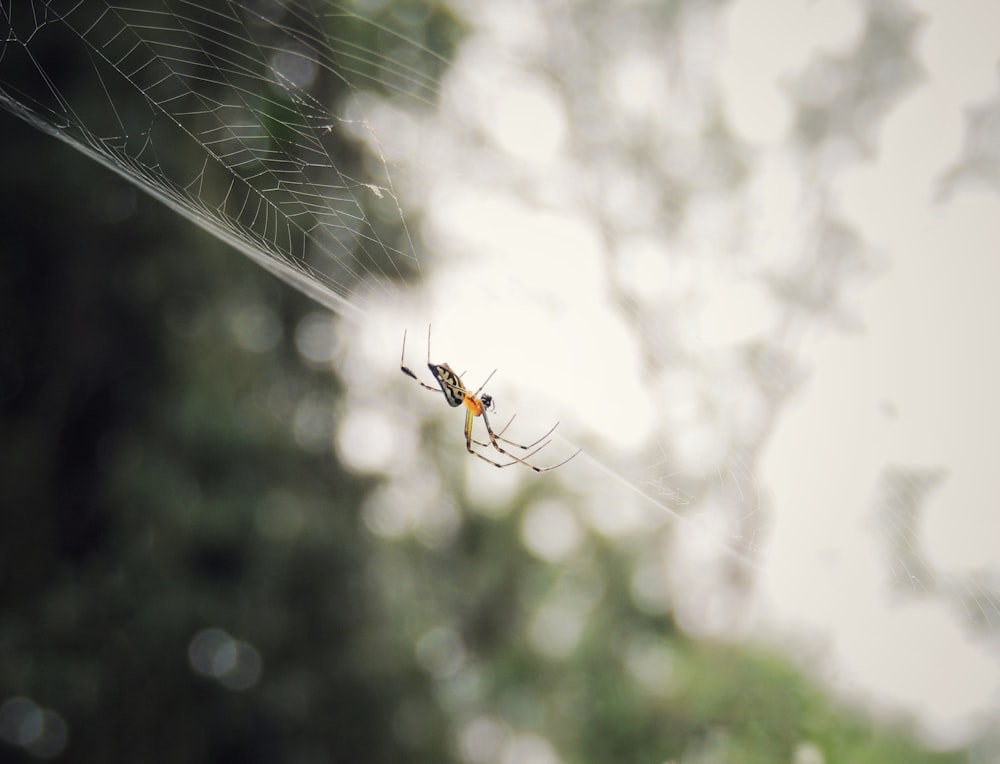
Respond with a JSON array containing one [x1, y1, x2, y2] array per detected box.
[[471, 416, 558, 456], [479, 409, 582, 473], [470, 412, 515, 448], [471, 408, 554, 450], [496, 418, 560, 451], [471, 369, 498, 397], [401, 329, 445, 393], [528, 445, 582, 473], [464, 409, 552, 469], [493, 413, 517, 438]]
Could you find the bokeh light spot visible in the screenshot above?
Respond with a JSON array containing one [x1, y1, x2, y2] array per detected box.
[[188, 627, 263, 691], [0, 697, 69, 759], [415, 626, 466, 679], [520, 500, 583, 563]]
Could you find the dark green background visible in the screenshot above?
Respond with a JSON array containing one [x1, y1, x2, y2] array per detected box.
[[0, 2, 978, 762]]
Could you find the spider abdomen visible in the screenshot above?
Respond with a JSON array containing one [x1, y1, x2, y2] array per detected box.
[[429, 363, 466, 408]]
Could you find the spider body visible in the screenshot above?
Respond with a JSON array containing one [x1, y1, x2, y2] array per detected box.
[[400, 327, 579, 473], [428, 363, 467, 407], [428, 362, 495, 416]]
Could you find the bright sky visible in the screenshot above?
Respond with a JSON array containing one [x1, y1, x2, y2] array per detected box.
[[344, 0, 1000, 748], [748, 0, 1000, 747]]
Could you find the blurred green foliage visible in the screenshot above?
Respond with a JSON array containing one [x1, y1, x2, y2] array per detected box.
[[0, 1, 977, 763]]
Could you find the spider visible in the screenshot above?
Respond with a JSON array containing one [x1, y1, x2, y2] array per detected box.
[[400, 326, 580, 472]]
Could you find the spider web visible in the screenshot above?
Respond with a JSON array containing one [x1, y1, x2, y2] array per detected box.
[[3, 0, 1000, 754], [0, 0, 439, 316]]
